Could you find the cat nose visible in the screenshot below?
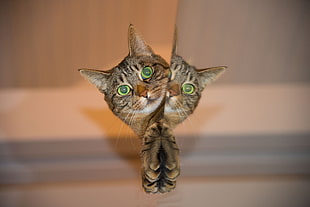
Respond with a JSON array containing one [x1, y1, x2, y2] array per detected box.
[[167, 83, 180, 97], [168, 89, 179, 97], [136, 84, 148, 98]]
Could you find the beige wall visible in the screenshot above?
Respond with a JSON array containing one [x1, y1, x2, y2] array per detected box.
[[0, 0, 177, 87], [176, 0, 310, 84], [1, 0, 309, 88]]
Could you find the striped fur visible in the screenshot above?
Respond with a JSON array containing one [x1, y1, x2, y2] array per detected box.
[[79, 25, 226, 194], [141, 120, 179, 193]]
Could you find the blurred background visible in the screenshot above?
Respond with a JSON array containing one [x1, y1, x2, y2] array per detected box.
[[1, 0, 309, 88], [0, 0, 178, 88], [0, 0, 310, 207]]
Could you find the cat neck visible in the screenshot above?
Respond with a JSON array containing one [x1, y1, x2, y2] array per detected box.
[[125, 98, 166, 138]]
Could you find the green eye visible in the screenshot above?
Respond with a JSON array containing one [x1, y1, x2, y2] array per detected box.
[[117, 85, 131, 96], [141, 66, 153, 79], [182, 83, 195, 94]]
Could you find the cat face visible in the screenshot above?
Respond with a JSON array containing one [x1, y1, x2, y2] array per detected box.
[[165, 55, 202, 125], [165, 32, 226, 127], [79, 25, 169, 135], [100, 55, 169, 115]]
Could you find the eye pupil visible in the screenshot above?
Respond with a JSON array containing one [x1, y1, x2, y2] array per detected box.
[[117, 85, 130, 95], [182, 84, 195, 94], [141, 66, 153, 79]]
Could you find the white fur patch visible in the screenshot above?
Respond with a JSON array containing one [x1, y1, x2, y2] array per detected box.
[[135, 95, 164, 114], [165, 97, 178, 113]]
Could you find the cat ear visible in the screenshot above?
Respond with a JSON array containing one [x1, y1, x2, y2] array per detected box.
[[171, 25, 178, 58], [196, 66, 227, 88], [78, 68, 111, 91], [128, 24, 154, 56]]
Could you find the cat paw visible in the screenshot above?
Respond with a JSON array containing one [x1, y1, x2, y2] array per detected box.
[[141, 140, 180, 193]]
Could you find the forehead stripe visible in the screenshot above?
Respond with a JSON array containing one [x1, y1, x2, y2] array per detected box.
[[130, 65, 140, 72]]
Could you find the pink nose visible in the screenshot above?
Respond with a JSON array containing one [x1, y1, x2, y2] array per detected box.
[[168, 83, 180, 97], [136, 84, 148, 98]]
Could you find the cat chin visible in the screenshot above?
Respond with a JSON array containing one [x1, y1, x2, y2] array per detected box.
[[164, 106, 182, 113], [165, 97, 179, 113], [164, 106, 175, 113], [164, 104, 189, 114]]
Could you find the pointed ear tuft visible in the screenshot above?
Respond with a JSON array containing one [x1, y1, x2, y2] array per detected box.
[[128, 24, 154, 56], [78, 68, 111, 91], [171, 25, 178, 58], [196, 66, 227, 88]]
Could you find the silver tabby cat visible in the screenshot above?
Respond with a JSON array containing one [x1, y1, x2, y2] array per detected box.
[[79, 25, 226, 193]]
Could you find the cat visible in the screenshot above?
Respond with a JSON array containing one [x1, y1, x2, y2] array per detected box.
[[165, 28, 227, 128], [142, 28, 227, 192], [78, 25, 227, 194], [79, 25, 169, 137], [79, 25, 177, 193]]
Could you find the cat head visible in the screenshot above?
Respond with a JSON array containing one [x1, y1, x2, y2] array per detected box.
[[79, 25, 169, 135], [165, 28, 227, 126]]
